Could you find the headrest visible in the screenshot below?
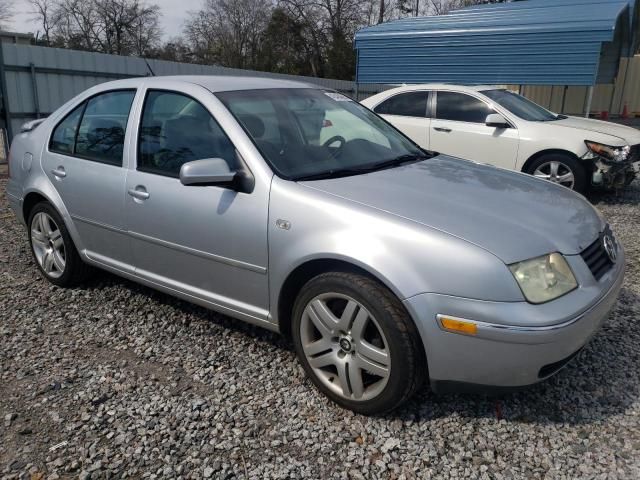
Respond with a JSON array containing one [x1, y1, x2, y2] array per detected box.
[[238, 114, 265, 138], [164, 116, 206, 140]]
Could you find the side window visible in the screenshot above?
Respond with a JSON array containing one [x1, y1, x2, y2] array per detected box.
[[50, 103, 85, 154], [374, 92, 428, 118], [436, 91, 494, 123], [75, 90, 136, 165], [138, 91, 238, 177]]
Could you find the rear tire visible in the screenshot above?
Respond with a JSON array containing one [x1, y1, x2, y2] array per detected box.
[[291, 272, 426, 415], [526, 154, 588, 194], [28, 202, 92, 287]]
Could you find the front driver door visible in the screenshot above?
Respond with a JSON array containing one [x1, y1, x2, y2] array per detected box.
[[125, 83, 270, 324], [430, 91, 519, 170]]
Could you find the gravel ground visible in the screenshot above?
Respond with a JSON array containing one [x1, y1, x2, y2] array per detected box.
[[1, 170, 640, 480]]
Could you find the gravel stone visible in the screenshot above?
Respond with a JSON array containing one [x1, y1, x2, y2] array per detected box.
[[1, 170, 640, 479]]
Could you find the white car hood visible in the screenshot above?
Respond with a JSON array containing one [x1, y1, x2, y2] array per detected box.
[[553, 116, 640, 145]]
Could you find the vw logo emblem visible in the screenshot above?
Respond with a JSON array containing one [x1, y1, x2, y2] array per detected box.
[[339, 338, 352, 352], [603, 235, 617, 263]]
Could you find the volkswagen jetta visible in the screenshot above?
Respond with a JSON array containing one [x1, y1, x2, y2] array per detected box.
[[6, 76, 624, 414]]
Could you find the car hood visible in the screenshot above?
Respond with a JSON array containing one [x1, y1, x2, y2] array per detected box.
[[301, 156, 603, 264], [552, 116, 640, 144]]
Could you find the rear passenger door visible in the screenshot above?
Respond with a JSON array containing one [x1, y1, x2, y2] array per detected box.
[[372, 91, 431, 148], [430, 91, 519, 169], [42, 89, 137, 270]]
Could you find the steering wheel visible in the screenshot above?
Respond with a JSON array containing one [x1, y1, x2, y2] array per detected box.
[[322, 135, 346, 156]]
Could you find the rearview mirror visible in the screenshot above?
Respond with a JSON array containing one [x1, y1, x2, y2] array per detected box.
[[485, 113, 511, 129], [179, 158, 237, 187]]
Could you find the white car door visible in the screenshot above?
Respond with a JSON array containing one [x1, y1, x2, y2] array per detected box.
[[430, 91, 519, 170], [371, 91, 431, 148]]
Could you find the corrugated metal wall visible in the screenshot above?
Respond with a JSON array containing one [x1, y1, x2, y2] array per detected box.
[[355, 0, 636, 86], [0, 44, 391, 142], [518, 56, 640, 115]]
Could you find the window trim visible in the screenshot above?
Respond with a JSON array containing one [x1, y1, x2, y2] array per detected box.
[[136, 88, 240, 179], [434, 90, 511, 126], [372, 90, 431, 119], [48, 88, 137, 167]]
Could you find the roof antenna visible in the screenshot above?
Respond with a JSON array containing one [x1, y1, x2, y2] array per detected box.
[[143, 58, 156, 77]]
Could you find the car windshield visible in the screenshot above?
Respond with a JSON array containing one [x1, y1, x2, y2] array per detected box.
[[483, 89, 560, 122], [216, 88, 431, 180]]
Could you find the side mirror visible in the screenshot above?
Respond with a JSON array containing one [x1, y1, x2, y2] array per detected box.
[[179, 158, 237, 187], [485, 113, 511, 129]]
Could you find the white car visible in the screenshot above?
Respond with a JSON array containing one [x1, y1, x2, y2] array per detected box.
[[361, 84, 640, 193]]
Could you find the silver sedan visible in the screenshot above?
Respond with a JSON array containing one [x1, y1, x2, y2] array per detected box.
[[6, 76, 624, 414]]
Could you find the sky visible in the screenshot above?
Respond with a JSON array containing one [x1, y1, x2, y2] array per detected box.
[[8, 0, 204, 40]]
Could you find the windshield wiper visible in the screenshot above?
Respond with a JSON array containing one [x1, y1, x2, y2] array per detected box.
[[294, 167, 372, 181], [362, 152, 432, 172], [294, 152, 431, 181]]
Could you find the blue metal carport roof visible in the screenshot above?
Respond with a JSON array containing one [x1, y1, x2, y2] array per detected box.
[[354, 0, 639, 86]]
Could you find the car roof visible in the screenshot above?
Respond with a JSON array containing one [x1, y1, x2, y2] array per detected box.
[[89, 75, 319, 93], [381, 84, 503, 94]]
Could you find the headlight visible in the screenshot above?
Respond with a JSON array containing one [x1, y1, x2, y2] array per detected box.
[[585, 141, 630, 163], [509, 253, 577, 304]]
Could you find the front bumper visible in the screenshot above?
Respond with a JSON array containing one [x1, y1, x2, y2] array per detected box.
[[403, 246, 625, 390], [587, 156, 638, 188]]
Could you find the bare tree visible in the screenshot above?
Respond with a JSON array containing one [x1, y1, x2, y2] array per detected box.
[[29, 0, 61, 45], [93, 0, 161, 55], [30, 0, 161, 55], [0, 0, 14, 29], [185, 0, 273, 68], [426, 0, 509, 15]]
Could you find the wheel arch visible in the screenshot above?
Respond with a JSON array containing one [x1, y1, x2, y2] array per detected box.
[[21, 187, 86, 256], [276, 258, 406, 340], [23, 191, 50, 222], [521, 149, 584, 174]]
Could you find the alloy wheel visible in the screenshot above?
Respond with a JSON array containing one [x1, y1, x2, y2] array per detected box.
[[30, 212, 66, 279], [533, 161, 575, 189], [300, 293, 390, 401]]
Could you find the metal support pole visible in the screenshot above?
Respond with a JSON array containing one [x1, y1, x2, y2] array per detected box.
[[0, 43, 13, 144], [584, 85, 594, 118], [617, 57, 631, 116], [560, 86, 568, 114], [30, 63, 41, 119], [608, 82, 616, 117]]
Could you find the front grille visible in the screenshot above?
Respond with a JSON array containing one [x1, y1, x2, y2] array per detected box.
[[580, 229, 615, 281]]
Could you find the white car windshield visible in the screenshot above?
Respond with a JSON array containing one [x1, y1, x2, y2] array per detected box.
[[216, 88, 431, 180], [483, 89, 561, 122]]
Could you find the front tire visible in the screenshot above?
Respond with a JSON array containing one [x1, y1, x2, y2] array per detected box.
[[291, 272, 425, 415], [526, 154, 587, 193], [28, 202, 91, 287]]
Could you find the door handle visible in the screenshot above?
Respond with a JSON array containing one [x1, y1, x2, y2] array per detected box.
[[128, 186, 150, 201], [51, 166, 66, 178], [433, 127, 452, 133]]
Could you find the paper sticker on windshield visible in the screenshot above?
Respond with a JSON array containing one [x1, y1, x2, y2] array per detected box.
[[325, 92, 352, 102]]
